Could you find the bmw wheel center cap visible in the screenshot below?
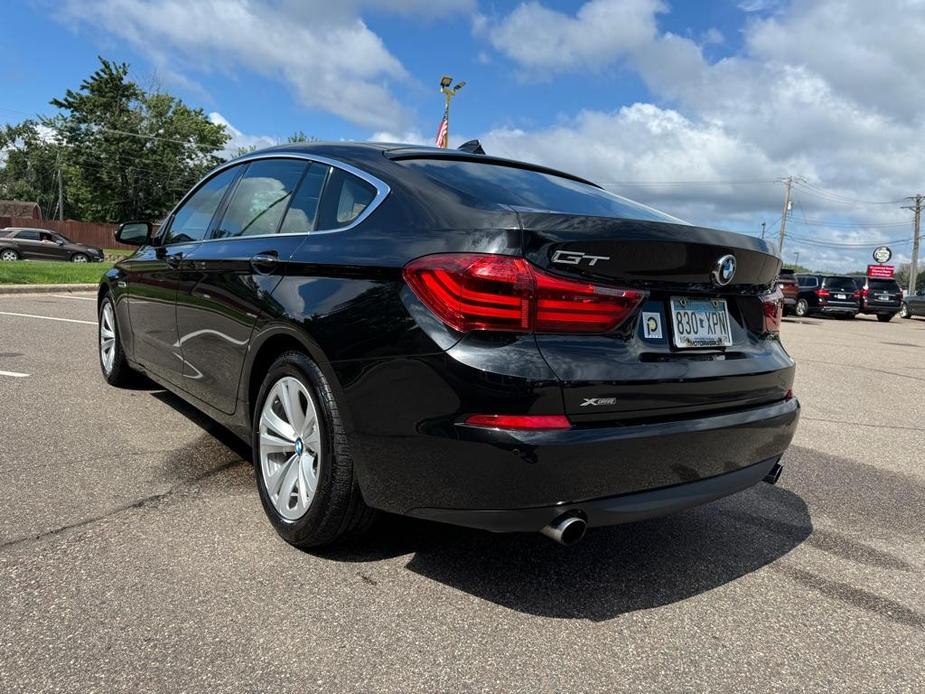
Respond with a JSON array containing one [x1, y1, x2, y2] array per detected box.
[[295, 438, 304, 456]]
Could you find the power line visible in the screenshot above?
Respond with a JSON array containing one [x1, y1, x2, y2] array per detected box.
[[791, 180, 904, 206], [784, 233, 913, 247]]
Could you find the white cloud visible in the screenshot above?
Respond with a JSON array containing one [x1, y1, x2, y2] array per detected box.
[[54, 0, 471, 131], [487, 0, 664, 76]]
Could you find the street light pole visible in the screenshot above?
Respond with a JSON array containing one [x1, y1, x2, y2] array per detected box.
[[902, 194, 923, 294]]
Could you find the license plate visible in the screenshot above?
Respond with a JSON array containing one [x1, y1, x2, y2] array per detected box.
[[835, 293, 847, 300], [877, 294, 890, 300], [670, 297, 732, 348]]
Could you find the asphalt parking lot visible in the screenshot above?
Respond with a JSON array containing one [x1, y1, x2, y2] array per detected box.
[[0, 292, 923, 692]]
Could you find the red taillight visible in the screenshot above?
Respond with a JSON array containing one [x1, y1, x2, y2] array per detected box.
[[761, 288, 783, 334], [404, 253, 645, 334], [464, 414, 572, 430], [815, 288, 830, 300]]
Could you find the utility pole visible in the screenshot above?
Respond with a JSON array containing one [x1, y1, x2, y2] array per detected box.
[[760, 221, 766, 239], [902, 194, 923, 294], [777, 176, 794, 255]]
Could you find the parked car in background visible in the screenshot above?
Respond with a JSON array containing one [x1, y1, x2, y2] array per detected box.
[[0, 228, 104, 263], [852, 276, 902, 322], [794, 274, 859, 318], [776, 268, 799, 314], [900, 289, 925, 319], [96, 142, 797, 548]]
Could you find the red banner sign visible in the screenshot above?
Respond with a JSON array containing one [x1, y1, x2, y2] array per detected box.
[[867, 264, 894, 278]]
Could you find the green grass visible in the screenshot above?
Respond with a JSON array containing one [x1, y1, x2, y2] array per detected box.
[[0, 259, 113, 285], [104, 248, 134, 260]]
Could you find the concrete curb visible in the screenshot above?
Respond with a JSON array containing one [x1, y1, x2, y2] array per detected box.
[[0, 284, 98, 295]]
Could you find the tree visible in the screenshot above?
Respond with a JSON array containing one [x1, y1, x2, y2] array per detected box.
[[0, 57, 229, 222], [0, 121, 61, 218], [287, 130, 318, 143], [896, 262, 925, 293]]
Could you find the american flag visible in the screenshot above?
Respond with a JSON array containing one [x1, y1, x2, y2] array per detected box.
[[434, 112, 448, 148]]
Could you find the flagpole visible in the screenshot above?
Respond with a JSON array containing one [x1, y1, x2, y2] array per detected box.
[[438, 75, 465, 148]]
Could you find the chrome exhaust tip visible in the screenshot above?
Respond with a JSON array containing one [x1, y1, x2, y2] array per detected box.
[[540, 515, 587, 546], [763, 461, 784, 485]]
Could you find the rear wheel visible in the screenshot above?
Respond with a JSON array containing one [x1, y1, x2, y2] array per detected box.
[[99, 295, 137, 386], [71, 253, 89, 263], [253, 351, 375, 548], [0, 249, 19, 261], [900, 303, 911, 319], [877, 313, 895, 322], [795, 298, 809, 317]]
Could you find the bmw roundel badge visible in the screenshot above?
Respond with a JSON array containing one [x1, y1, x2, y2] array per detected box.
[[712, 254, 737, 287]]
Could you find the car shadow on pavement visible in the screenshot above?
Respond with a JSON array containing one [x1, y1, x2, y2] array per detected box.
[[322, 483, 812, 621]]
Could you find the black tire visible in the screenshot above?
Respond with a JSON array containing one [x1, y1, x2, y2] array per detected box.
[[877, 313, 895, 322], [71, 253, 89, 263], [900, 303, 911, 319], [0, 248, 19, 261], [252, 351, 376, 549], [795, 299, 809, 317], [98, 294, 138, 386]]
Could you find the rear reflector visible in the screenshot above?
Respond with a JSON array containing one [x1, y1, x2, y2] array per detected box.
[[403, 253, 645, 333], [761, 287, 783, 334], [464, 414, 572, 430]]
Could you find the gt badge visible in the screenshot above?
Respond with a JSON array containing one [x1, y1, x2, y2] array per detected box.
[[551, 250, 610, 267], [642, 311, 663, 339]]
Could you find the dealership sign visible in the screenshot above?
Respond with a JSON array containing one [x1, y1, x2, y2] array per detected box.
[[872, 246, 892, 263], [867, 264, 894, 278]]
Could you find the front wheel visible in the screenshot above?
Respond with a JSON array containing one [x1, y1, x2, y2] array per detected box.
[[795, 298, 809, 317], [253, 351, 375, 549], [877, 313, 895, 322], [71, 253, 89, 263], [99, 295, 137, 386], [0, 249, 19, 261], [900, 303, 911, 319]]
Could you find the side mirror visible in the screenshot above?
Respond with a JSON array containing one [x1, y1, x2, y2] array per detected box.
[[116, 221, 151, 246]]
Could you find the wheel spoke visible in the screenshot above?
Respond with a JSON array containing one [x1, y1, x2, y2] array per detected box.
[[274, 458, 301, 514], [260, 407, 296, 443], [260, 431, 295, 454], [280, 380, 307, 435], [298, 457, 317, 507]]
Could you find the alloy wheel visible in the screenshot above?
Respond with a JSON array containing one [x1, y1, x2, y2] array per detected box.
[[258, 376, 322, 521], [0, 249, 17, 261], [900, 303, 909, 318], [99, 302, 116, 374], [72, 254, 88, 263], [795, 299, 808, 317]]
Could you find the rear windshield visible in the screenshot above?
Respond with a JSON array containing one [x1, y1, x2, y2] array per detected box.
[[398, 158, 684, 223], [869, 279, 900, 291], [823, 276, 857, 291]]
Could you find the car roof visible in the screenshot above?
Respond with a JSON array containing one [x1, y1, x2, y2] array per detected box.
[[230, 141, 601, 189]]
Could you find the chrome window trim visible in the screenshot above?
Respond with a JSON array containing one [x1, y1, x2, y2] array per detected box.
[[158, 152, 391, 247]]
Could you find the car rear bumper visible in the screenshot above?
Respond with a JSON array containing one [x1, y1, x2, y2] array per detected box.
[[351, 396, 800, 529], [818, 305, 857, 314], [860, 302, 900, 314], [409, 456, 782, 532]]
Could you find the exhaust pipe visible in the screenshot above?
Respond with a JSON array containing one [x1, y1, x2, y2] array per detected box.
[[541, 515, 587, 546], [763, 461, 783, 485]]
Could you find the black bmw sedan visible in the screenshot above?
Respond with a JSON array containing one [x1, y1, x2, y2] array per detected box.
[[98, 142, 798, 547]]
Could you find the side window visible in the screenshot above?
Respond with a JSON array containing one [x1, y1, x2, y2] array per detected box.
[[17, 230, 40, 241], [317, 168, 377, 230], [214, 159, 307, 239], [279, 164, 330, 234], [39, 232, 54, 243], [167, 167, 240, 244]]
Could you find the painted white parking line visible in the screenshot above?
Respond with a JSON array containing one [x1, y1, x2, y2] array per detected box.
[[0, 370, 30, 378], [0, 311, 96, 325], [51, 295, 97, 301]]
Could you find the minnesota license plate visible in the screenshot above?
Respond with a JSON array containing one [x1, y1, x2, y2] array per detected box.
[[670, 297, 733, 348]]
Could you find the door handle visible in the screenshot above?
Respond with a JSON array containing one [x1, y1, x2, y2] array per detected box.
[[250, 251, 279, 274], [165, 252, 183, 269]]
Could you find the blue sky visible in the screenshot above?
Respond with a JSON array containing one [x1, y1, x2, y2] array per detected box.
[[1, 0, 923, 273]]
